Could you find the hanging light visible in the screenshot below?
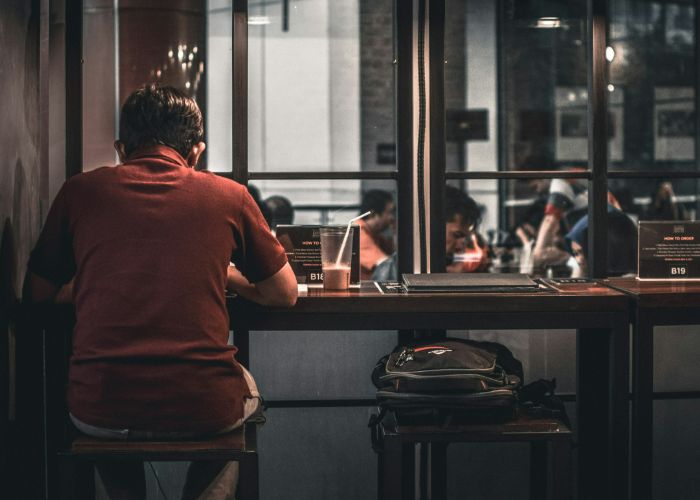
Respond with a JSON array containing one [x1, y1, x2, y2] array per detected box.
[[536, 17, 561, 28], [248, 16, 270, 25], [606, 46, 615, 62]]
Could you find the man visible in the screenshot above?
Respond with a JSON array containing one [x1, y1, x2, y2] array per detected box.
[[532, 175, 621, 275], [358, 189, 395, 280], [444, 186, 488, 273], [565, 208, 638, 277], [24, 85, 297, 498], [372, 186, 484, 280]]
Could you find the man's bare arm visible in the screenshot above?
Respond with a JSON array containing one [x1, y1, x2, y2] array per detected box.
[[532, 214, 569, 269], [227, 262, 298, 307]]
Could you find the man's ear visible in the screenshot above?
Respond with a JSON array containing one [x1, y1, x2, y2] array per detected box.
[[114, 141, 127, 163], [186, 142, 206, 168]]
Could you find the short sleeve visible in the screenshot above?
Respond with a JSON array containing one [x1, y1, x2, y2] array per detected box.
[[27, 183, 76, 285], [231, 190, 288, 283], [545, 179, 575, 216]]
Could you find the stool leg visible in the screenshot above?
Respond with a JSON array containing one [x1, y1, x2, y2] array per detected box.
[[380, 437, 414, 500], [429, 443, 448, 500], [530, 441, 548, 500], [237, 455, 259, 500], [59, 458, 95, 500], [550, 438, 572, 500]]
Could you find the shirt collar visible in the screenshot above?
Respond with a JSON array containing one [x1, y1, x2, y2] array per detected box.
[[125, 144, 190, 169]]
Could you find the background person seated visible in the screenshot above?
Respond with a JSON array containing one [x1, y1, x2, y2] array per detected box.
[[531, 174, 621, 276], [444, 186, 490, 273], [358, 189, 396, 280], [565, 208, 638, 277], [265, 195, 295, 233], [645, 181, 689, 221], [371, 186, 487, 280]]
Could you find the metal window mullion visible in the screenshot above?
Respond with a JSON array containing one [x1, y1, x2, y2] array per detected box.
[[696, 0, 700, 219], [246, 171, 398, 180], [66, 0, 83, 178], [396, 0, 414, 276], [608, 170, 700, 179], [496, 0, 508, 235], [446, 171, 592, 180], [232, 0, 248, 185], [587, 0, 609, 278], [429, 0, 446, 273]]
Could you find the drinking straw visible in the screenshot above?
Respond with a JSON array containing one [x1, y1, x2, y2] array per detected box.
[[335, 211, 372, 267]]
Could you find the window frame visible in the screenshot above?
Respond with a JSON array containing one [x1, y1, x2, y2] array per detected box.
[[65, 0, 700, 278]]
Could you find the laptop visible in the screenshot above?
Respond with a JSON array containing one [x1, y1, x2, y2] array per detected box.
[[401, 273, 540, 293]]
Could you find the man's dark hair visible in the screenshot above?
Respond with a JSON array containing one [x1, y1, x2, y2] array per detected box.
[[119, 85, 204, 158], [445, 185, 481, 227], [360, 190, 394, 216]]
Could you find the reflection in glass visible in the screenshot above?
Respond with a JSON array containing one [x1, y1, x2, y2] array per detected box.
[[606, 177, 699, 277], [608, 0, 696, 171], [247, 0, 395, 174], [250, 179, 398, 281], [206, 0, 232, 172], [248, 179, 396, 226], [444, 0, 588, 173], [443, 178, 577, 277], [609, 178, 698, 223], [83, 1, 207, 171]]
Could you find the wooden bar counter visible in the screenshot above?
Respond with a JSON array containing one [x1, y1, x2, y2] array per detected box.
[[16, 281, 630, 499]]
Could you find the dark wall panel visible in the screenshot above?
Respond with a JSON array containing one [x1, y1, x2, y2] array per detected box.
[[0, 0, 43, 495], [0, 0, 43, 296], [249, 330, 397, 400], [259, 407, 378, 500]]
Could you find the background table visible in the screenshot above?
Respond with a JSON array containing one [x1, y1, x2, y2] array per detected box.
[[603, 278, 700, 500], [229, 281, 630, 500]]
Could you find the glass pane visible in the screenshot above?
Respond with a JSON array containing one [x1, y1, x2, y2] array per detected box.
[[206, 0, 232, 172], [247, 0, 395, 173], [83, 1, 119, 171], [83, 2, 208, 170], [248, 177, 396, 237], [608, 0, 697, 170], [601, 177, 698, 277], [609, 178, 698, 222], [247, 178, 397, 280], [446, 177, 593, 277], [444, 0, 588, 172]]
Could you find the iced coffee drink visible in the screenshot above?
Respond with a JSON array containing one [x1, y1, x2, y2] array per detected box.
[[320, 226, 354, 290], [322, 265, 351, 290]]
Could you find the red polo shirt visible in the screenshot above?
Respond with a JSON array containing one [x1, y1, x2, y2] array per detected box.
[[28, 146, 287, 432]]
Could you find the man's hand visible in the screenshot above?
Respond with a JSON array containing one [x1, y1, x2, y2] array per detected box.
[[227, 263, 297, 307], [532, 214, 570, 271]]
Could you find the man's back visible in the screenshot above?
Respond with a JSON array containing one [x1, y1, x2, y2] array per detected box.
[[29, 145, 287, 432]]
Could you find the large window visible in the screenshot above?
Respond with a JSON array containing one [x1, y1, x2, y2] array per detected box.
[[77, 0, 700, 280], [606, 0, 698, 279]]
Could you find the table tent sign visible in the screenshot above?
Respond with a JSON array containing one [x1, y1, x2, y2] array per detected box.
[[638, 221, 700, 280], [275, 225, 360, 287]]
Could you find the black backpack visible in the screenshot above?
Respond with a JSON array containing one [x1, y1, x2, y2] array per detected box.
[[371, 338, 523, 427]]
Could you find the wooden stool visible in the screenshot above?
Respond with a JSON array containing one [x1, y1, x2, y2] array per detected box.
[[58, 422, 259, 500], [374, 412, 572, 500]]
